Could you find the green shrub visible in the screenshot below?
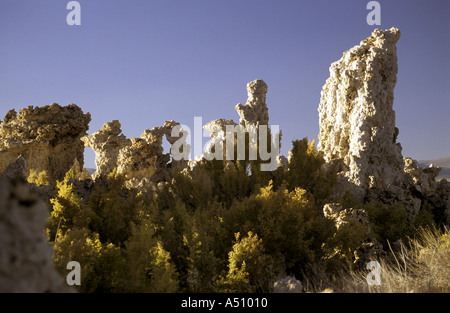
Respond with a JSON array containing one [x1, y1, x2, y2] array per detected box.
[[222, 181, 335, 278], [216, 231, 274, 292], [284, 138, 337, 205], [27, 168, 50, 186], [365, 200, 408, 246]]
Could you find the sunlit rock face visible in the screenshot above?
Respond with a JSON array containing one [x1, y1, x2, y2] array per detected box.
[[235, 79, 269, 127], [84, 119, 187, 189], [317, 28, 449, 223], [318, 27, 403, 194], [0, 103, 91, 183], [82, 120, 131, 179]]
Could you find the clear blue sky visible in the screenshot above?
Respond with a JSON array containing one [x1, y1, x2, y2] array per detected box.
[[1, 0, 449, 169]]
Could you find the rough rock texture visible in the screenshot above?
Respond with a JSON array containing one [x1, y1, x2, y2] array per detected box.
[[199, 79, 274, 162], [0, 158, 72, 292], [273, 276, 303, 293], [84, 119, 186, 189], [318, 28, 403, 196], [81, 120, 131, 179], [403, 157, 441, 197], [235, 79, 269, 127], [117, 120, 187, 188], [323, 203, 369, 230], [0, 103, 91, 183], [202, 118, 237, 161], [323, 203, 384, 265], [317, 28, 449, 223]]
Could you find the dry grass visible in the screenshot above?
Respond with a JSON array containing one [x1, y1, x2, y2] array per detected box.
[[303, 227, 450, 293], [340, 227, 450, 293]]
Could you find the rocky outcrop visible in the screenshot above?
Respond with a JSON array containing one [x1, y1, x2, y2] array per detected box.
[[82, 120, 131, 179], [273, 276, 303, 293], [235, 79, 269, 127], [0, 103, 91, 183], [323, 203, 384, 266], [318, 28, 403, 197], [84, 119, 187, 189], [0, 159, 72, 292], [118, 120, 188, 188], [316, 28, 449, 224], [199, 79, 278, 165], [403, 157, 441, 197]]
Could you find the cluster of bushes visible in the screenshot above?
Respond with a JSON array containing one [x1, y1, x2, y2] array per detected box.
[[40, 138, 446, 292]]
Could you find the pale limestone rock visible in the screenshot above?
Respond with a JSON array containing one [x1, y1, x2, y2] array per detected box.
[[235, 79, 269, 127], [316, 28, 450, 224], [0, 103, 91, 183], [318, 28, 403, 194], [273, 276, 303, 293], [202, 118, 237, 163], [0, 163, 72, 292], [199, 79, 281, 168], [403, 157, 440, 197], [81, 120, 131, 179], [117, 137, 158, 187], [323, 203, 369, 230], [116, 120, 187, 188]]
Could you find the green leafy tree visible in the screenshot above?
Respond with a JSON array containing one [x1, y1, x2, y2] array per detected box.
[[53, 227, 124, 292], [216, 232, 274, 292], [48, 169, 83, 241], [284, 138, 337, 205], [222, 181, 335, 278], [413, 201, 436, 231], [124, 221, 179, 292], [183, 223, 217, 292], [86, 169, 140, 245]]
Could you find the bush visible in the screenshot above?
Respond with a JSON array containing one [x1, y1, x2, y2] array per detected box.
[[27, 169, 50, 186], [216, 231, 275, 292], [222, 181, 335, 278], [124, 221, 179, 292], [365, 200, 408, 246], [284, 138, 337, 205], [52, 227, 124, 292], [48, 169, 83, 241]]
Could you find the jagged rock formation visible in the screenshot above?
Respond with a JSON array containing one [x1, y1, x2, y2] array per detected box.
[[202, 118, 237, 162], [273, 276, 303, 293], [323, 203, 384, 265], [84, 119, 187, 189], [235, 79, 269, 127], [318, 28, 403, 196], [200, 79, 275, 162], [0, 103, 91, 183], [118, 120, 188, 188], [0, 158, 72, 292], [81, 120, 131, 179], [317, 28, 449, 224]]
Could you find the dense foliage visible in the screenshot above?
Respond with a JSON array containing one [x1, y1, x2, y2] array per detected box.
[[42, 138, 444, 292]]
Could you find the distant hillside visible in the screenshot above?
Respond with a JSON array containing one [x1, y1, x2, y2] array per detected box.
[[418, 157, 450, 180]]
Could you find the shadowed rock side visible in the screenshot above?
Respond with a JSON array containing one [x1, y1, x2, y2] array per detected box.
[[0, 157, 72, 292], [0, 103, 91, 183]]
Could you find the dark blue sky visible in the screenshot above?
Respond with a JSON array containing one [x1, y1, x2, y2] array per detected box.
[[1, 0, 449, 169]]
